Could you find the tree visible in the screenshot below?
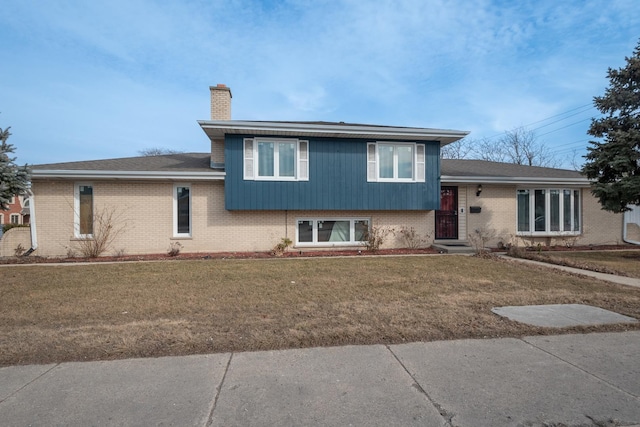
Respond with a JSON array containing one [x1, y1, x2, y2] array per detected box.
[[441, 137, 474, 159], [582, 41, 640, 213], [0, 127, 30, 211], [473, 127, 560, 167], [138, 147, 183, 156]]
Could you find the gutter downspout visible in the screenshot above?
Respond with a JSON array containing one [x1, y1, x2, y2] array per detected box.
[[23, 189, 37, 256], [623, 205, 640, 245]]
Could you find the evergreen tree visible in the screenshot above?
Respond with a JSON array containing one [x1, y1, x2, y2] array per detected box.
[[582, 41, 640, 213], [0, 127, 30, 210]]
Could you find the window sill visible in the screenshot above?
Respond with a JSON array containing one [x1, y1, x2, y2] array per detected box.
[[295, 243, 366, 248], [171, 236, 192, 240], [516, 232, 581, 236]]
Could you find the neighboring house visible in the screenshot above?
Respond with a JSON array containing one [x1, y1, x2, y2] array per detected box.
[[0, 194, 30, 227], [28, 85, 626, 257]]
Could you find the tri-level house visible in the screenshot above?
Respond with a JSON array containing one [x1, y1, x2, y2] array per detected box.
[[26, 85, 634, 257]]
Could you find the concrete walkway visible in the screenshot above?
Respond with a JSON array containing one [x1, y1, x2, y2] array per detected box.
[[500, 254, 640, 288], [1, 331, 639, 426]]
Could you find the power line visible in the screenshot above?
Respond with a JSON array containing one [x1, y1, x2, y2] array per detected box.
[[537, 118, 592, 138], [480, 103, 595, 141]]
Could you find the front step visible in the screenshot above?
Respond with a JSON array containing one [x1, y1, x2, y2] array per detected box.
[[432, 241, 476, 254]]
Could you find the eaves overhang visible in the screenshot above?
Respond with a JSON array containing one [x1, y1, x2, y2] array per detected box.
[[441, 175, 590, 186], [31, 170, 226, 181], [198, 120, 469, 146]]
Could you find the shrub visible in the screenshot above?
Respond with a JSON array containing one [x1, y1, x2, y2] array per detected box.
[[398, 226, 430, 249], [167, 242, 183, 257], [272, 237, 292, 256], [468, 227, 496, 255], [74, 206, 127, 258], [363, 226, 394, 252]]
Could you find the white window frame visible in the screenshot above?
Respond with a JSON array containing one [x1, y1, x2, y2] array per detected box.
[[10, 214, 21, 224], [74, 183, 93, 238], [295, 217, 370, 247], [516, 188, 581, 236], [173, 183, 192, 238], [243, 138, 309, 181], [367, 142, 425, 183]]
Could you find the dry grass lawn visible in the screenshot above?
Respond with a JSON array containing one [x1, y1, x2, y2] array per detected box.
[[530, 250, 640, 278], [2, 255, 640, 366]]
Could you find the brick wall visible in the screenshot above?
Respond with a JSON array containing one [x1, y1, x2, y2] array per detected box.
[[31, 180, 435, 257], [0, 227, 31, 257], [458, 184, 623, 248]]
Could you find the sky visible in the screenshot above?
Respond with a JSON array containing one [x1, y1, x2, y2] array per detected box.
[[1, 0, 639, 169]]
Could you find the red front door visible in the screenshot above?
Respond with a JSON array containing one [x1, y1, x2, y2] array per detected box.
[[436, 186, 458, 239]]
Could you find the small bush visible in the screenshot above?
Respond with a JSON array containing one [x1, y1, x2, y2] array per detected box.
[[168, 242, 183, 257], [398, 226, 430, 249], [74, 206, 127, 258], [363, 226, 394, 252], [468, 227, 496, 255], [14, 243, 25, 257], [272, 237, 292, 256]]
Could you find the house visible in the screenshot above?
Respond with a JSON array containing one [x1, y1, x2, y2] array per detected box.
[[27, 85, 627, 258], [0, 194, 30, 227]]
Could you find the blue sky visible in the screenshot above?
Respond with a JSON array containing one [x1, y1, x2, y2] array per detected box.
[[1, 0, 639, 169]]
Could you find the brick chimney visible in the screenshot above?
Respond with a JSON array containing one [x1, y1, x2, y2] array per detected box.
[[209, 84, 232, 120]]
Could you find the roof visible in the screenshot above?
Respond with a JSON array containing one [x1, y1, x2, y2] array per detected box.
[[31, 153, 224, 180], [31, 153, 589, 185], [441, 159, 588, 185], [198, 120, 469, 145]]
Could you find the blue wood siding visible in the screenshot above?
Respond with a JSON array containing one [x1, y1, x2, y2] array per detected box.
[[224, 135, 441, 210]]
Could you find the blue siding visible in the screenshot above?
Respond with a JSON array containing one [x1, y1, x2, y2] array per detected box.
[[225, 135, 441, 210]]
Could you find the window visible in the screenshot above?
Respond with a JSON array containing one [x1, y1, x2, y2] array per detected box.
[[173, 184, 191, 237], [243, 138, 309, 181], [517, 188, 580, 235], [296, 218, 370, 246], [10, 214, 20, 224], [74, 184, 93, 238], [367, 142, 425, 182]]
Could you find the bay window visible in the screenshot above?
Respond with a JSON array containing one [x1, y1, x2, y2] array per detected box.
[[517, 188, 580, 235]]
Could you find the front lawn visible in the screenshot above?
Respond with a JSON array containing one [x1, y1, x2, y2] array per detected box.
[[2, 255, 640, 366], [517, 250, 640, 278]]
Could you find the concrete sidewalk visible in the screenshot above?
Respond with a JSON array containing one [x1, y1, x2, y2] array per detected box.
[[1, 332, 639, 426]]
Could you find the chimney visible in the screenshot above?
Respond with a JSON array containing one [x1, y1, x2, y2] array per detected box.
[[209, 84, 232, 120]]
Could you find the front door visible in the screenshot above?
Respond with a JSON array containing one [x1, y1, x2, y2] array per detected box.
[[436, 186, 458, 239]]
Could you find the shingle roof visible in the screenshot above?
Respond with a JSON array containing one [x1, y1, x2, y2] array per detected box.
[[441, 159, 582, 179], [32, 153, 212, 172], [31, 153, 588, 184]]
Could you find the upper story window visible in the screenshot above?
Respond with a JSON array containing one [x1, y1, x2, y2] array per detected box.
[[367, 142, 425, 182], [517, 188, 580, 235], [243, 138, 309, 181]]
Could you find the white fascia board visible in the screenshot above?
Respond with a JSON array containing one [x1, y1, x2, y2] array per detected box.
[[199, 120, 469, 144], [441, 175, 590, 186], [31, 170, 226, 180]]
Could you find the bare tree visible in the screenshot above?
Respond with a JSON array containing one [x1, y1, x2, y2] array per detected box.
[[472, 127, 560, 167], [138, 148, 183, 156], [441, 137, 474, 159]]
